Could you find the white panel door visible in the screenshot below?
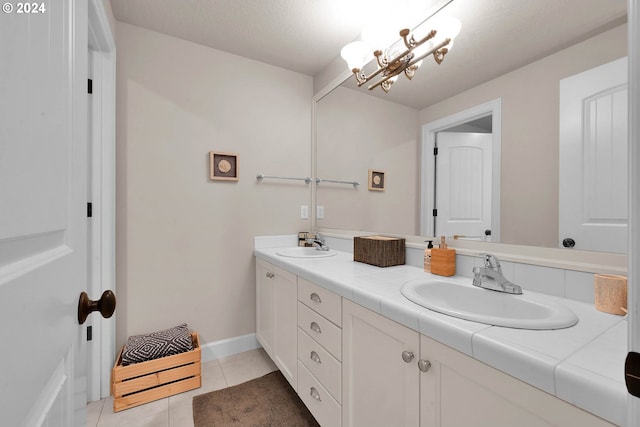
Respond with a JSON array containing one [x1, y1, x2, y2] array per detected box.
[[0, 1, 88, 426], [256, 259, 275, 358], [343, 300, 420, 427], [436, 133, 493, 238], [273, 267, 298, 389], [559, 57, 628, 253]]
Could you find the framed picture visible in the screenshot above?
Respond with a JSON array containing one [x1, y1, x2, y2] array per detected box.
[[368, 169, 385, 191], [209, 151, 239, 181]]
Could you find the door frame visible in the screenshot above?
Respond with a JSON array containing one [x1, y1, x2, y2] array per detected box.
[[87, 0, 116, 401], [628, 0, 640, 423], [420, 98, 502, 241]]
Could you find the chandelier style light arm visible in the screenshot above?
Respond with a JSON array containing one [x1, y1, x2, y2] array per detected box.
[[341, 16, 461, 93], [353, 28, 438, 88], [367, 37, 451, 91]]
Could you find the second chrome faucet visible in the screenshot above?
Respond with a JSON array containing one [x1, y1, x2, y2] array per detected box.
[[472, 253, 522, 294]]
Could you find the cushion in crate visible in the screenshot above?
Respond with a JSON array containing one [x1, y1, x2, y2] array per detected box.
[[121, 324, 194, 365]]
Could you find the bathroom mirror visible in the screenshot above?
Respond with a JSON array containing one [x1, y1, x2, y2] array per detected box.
[[315, 0, 628, 252]]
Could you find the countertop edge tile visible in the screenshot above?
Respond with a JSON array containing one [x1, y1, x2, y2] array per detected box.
[[471, 331, 559, 394], [555, 363, 627, 426]]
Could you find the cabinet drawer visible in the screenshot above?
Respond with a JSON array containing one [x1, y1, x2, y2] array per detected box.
[[298, 361, 341, 427], [298, 303, 342, 361], [298, 328, 342, 403], [298, 278, 342, 326]]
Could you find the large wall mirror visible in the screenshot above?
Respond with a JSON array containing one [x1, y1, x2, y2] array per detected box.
[[315, 0, 628, 254]]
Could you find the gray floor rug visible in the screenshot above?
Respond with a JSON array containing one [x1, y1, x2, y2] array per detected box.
[[192, 371, 321, 427]]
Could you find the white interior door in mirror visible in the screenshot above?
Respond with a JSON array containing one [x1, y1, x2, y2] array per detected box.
[[560, 57, 628, 253], [436, 133, 492, 239]]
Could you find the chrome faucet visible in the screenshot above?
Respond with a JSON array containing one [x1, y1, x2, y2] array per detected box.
[[307, 233, 330, 251], [472, 254, 522, 294]]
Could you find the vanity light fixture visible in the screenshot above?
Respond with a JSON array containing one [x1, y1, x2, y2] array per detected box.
[[341, 17, 461, 93]]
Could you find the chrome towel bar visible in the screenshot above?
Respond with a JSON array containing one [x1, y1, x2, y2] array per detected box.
[[256, 173, 312, 184]]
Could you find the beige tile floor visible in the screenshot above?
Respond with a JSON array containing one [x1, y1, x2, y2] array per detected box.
[[87, 348, 277, 427]]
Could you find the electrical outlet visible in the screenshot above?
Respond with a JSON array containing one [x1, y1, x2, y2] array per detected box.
[[300, 205, 309, 219], [317, 206, 325, 219]]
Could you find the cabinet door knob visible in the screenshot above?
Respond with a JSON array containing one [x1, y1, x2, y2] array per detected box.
[[310, 351, 322, 364], [402, 351, 415, 363], [310, 387, 322, 402], [310, 321, 322, 334], [265, 272, 275, 278], [418, 359, 432, 372], [310, 292, 322, 303]]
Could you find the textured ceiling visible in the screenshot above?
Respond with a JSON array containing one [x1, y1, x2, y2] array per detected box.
[[110, 0, 627, 108], [109, 0, 448, 76]]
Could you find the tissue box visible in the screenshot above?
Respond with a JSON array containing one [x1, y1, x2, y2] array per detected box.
[[354, 235, 405, 267]]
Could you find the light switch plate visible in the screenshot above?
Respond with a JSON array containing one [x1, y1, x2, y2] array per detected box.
[[317, 206, 325, 219], [300, 205, 309, 219]]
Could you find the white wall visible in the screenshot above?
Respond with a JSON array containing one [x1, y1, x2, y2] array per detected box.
[[115, 22, 313, 349], [316, 86, 419, 234]]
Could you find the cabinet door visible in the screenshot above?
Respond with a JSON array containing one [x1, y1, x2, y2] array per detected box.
[[256, 259, 275, 358], [419, 335, 615, 427], [343, 300, 420, 427], [273, 266, 298, 388]]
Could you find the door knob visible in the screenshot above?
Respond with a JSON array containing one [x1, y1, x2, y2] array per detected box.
[[78, 290, 116, 324], [418, 359, 432, 372], [402, 351, 415, 363], [562, 238, 576, 248]]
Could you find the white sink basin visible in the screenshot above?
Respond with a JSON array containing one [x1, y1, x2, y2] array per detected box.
[[276, 247, 337, 258], [401, 279, 578, 330]]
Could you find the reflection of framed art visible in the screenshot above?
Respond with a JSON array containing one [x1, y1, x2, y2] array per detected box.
[[368, 169, 385, 191], [209, 151, 239, 181]]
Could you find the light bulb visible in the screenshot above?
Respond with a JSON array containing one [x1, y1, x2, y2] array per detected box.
[[340, 41, 373, 70]]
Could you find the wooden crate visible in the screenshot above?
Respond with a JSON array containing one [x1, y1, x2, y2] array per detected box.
[[111, 332, 201, 412]]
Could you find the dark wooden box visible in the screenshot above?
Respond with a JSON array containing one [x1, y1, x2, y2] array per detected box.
[[354, 235, 405, 267]]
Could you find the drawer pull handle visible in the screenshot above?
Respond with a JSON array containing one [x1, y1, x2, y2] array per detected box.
[[310, 321, 322, 334], [418, 359, 432, 372], [310, 292, 322, 303], [402, 351, 415, 363], [310, 351, 322, 364], [310, 387, 322, 402]]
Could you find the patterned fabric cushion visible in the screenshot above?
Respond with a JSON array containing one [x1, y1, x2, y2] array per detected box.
[[121, 324, 193, 365]]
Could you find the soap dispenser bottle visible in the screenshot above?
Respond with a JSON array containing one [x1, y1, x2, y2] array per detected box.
[[424, 240, 434, 273]]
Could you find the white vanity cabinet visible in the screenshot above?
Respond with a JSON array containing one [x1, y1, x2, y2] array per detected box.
[[342, 299, 420, 427], [255, 259, 297, 388], [255, 254, 617, 427], [342, 298, 615, 427], [419, 334, 616, 427], [297, 278, 343, 427]]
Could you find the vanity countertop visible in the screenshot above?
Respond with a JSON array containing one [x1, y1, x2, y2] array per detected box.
[[254, 245, 628, 426]]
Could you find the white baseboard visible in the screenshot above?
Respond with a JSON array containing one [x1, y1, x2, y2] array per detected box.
[[200, 333, 261, 363]]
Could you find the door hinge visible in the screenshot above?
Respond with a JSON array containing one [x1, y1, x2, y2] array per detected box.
[[87, 202, 93, 218], [88, 78, 93, 94], [433, 147, 438, 155], [87, 325, 93, 341], [433, 209, 438, 217]]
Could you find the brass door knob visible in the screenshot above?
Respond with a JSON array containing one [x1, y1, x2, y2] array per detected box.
[[78, 290, 116, 324]]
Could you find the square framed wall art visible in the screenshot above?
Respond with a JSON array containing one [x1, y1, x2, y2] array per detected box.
[[209, 151, 239, 181], [368, 169, 385, 191]]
